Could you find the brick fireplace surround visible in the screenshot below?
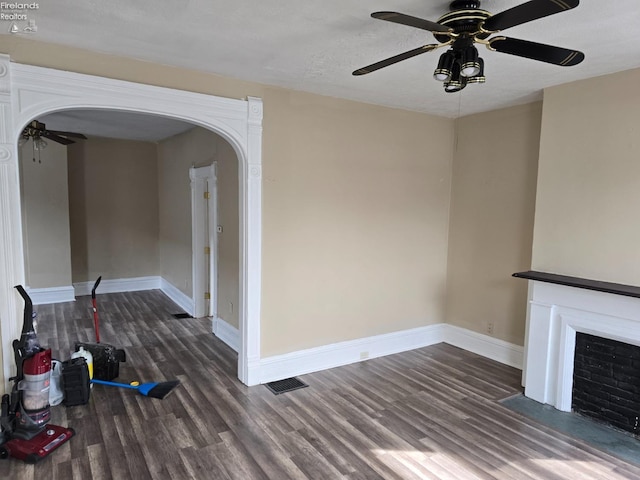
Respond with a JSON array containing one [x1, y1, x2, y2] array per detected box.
[[572, 332, 640, 434]]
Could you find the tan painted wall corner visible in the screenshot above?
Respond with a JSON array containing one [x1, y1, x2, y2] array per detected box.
[[446, 102, 542, 346]]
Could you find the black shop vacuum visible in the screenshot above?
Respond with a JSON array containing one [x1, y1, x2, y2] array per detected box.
[[0, 285, 74, 464]]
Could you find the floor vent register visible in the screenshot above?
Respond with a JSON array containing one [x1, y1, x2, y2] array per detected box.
[[266, 377, 308, 395]]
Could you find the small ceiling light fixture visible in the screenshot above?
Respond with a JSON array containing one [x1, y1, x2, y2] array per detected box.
[[443, 61, 466, 93], [18, 120, 87, 163], [31, 135, 47, 163], [466, 58, 486, 84], [433, 50, 455, 81], [460, 45, 481, 77]]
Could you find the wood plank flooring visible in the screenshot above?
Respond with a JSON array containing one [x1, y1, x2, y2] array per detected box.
[[2, 289, 640, 479]]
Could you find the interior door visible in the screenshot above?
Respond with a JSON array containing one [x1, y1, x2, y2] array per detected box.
[[190, 164, 217, 318]]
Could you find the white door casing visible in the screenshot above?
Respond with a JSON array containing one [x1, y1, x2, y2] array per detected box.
[[191, 164, 218, 319], [0, 55, 263, 388]]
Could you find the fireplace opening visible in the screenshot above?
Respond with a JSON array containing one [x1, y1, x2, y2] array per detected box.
[[572, 333, 640, 436]]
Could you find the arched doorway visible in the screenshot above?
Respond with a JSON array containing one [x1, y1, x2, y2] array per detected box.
[[0, 56, 263, 388]]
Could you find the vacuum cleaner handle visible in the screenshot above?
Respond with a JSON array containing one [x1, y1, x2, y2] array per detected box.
[[13, 285, 41, 361], [91, 276, 102, 343], [91, 276, 102, 300], [14, 285, 33, 336]]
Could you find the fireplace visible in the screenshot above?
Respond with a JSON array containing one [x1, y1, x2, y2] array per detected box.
[[573, 333, 640, 434], [514, 271, 640, 418]]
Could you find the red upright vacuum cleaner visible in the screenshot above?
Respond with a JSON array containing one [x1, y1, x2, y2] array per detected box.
[[0, 285, 74, 464]]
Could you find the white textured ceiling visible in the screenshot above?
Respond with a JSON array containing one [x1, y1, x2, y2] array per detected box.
[[5, 0, 640, 121], [39, 110, 194, 142]]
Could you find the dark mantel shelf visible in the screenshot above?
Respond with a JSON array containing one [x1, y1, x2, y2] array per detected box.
[[512, 271, 640, 300]]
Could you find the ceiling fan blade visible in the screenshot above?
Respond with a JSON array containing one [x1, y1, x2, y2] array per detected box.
[[41, 130, 76, 145], [353, 45, 439, 76], [489, 37, 584, 66], [372, 12, 452, 34], [46, 129, 88, 139], [483, 0, 579, 32]]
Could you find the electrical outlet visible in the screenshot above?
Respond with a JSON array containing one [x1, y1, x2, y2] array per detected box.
[[487, 322, 494, 335], [360, 351, 369, 360]]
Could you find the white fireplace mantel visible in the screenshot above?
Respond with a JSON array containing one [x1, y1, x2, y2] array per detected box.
[[521, 272, 640, 412]]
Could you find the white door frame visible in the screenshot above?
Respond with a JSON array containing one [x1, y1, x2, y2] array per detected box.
[[191, 164, 218, 319], [0, 56, 263, 388]]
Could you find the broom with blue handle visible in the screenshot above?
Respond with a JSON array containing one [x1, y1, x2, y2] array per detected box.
[[92, 378, 180, 399]]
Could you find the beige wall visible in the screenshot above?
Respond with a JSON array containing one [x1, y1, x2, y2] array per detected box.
[[216, 140, 240, 328], [533, 68, 640, 285], [157, 127, 239, 328], [67, 137, 159, 283], [261, 90, 453, 354], [446, 103, 542, 345], [156, 131, 197, 297], [19, 141, 73, 288]]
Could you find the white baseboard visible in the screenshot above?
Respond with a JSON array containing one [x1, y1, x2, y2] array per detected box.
[[443, 324, 524, 369], [27, 285, 75, 305], [73, 276, 161, 296], [255, 323, 524, 385], [28, 279, 525, 381], [257, 324, 446, 385], [72, 276, 195, 316], [212, 317, 240, 352], [160, 278, 194, 316]]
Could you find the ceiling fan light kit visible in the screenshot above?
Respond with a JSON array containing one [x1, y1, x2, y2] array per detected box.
[[19, 120, 87, 163], [353, 0, 584, 93]]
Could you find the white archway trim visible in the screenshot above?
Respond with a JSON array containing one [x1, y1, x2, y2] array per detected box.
[[0, 55, 262, 388]]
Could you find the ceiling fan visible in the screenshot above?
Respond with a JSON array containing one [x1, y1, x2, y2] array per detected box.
[[352, 0, 585, 93], [20, 120, 87, 163]]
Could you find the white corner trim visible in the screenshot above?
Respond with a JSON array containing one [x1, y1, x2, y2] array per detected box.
[[160, 278, 195, 317], [443, 324, 524, 369], [212, 317, 240, 352], [257, 324, 446, 385], [73, 276, 161, 297], [26, 285, 75, 305]]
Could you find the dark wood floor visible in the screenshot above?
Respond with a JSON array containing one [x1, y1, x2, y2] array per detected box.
[[2, 290, 639, 479]]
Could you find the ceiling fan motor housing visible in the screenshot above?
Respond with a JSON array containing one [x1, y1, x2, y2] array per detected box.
[[435, 1, 492, 43], [450, 0, 481, 9]]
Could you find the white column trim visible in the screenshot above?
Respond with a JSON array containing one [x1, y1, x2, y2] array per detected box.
[[0, 54, 25, 391], [243, 97, 263, 385]]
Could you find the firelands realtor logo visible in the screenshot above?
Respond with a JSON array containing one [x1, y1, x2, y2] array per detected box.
[[1, 2, 39, 34]]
